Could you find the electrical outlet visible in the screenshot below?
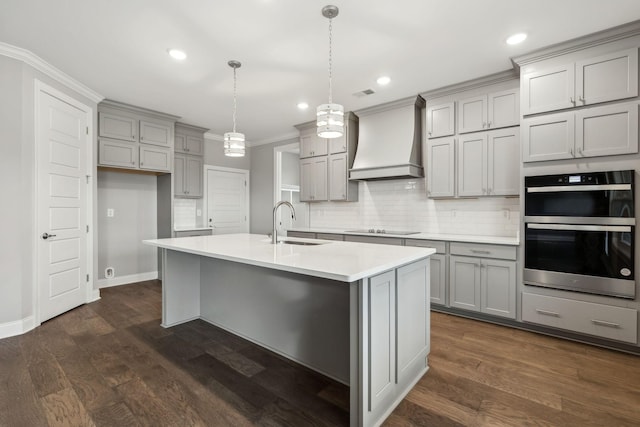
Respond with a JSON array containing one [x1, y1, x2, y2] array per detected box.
[[107, 208, 114, 217], [196, 209, 202, 217]]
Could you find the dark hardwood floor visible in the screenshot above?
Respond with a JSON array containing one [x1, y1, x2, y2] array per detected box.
[[1, 280, 639, 426]]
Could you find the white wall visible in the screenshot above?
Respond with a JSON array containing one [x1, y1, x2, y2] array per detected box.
[[97, 171, 158, 284], [310, 179, 519, 237]]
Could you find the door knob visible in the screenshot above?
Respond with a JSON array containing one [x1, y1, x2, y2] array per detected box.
[[42, 232, 57, 240]]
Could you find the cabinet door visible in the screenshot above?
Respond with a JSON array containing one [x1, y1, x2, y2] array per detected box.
[[174, 155, 186, 196], [487, 128, 520, 196], [329, 134, 347, 154], [576, 102, 639, 158], [139, 145, 171, 172], [98, 139, 137, 168], [313, 157, 328, 201], [185, 136, 204, 156], [481, 259, 516, 319], [576, 48, 638, 106], [300, 158, 314, 201], [457, 134, 487, 197], [185, 156, 204, 197], [427, 138, 455, 198], [174, 133, 187, 153], [450, 256, 481, 312], [367, 270, 396, 411], [522, 112, 575, 162], [521, 64, 575, 115], [99, 112, 137, 142], [300, 133, 327, 158], [429, 254, 447, 306], [488, 89, 519, 129], [458, 95, 487, 134], [396, 260, 429, 384], [328, 153, 347, 201], [426, 102, 455, 138], [140, 120, 172, 147]]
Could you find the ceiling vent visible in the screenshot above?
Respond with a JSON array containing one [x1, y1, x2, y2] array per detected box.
[[352, 89, 375, 98]]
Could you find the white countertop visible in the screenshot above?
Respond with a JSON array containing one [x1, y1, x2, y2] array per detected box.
[[288, 227, 520, 246], [174, 226, 211, 232], [144, 233, 435, 282]]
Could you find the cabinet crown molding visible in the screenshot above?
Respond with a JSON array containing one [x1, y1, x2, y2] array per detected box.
[[421, 69, 519, 101], [100, 99, 180, 122], [512, 19, 640, 68]]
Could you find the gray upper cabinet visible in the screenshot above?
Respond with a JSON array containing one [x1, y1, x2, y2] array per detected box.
[[139, 120, 172, 147], [426, 137, 455, 198], [98, 100, 177, 172], [174, 123, 208, 198], [458, 89, 519, 134], [426, 102, 455, 139], [523, 102, 638, 162], [457, 128, 519, 197], [99, 112, 138, 142], [522, 47, 638, 115], [296, 112, 358, 202]]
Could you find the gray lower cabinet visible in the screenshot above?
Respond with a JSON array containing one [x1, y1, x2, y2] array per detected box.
[[449, 242, 516, 319], [366, 260, 429, 420], [522, 293, 638, 344], [405, 239, 447, 306], [174, 154, 203, 198], [286, 231, 316, 239]]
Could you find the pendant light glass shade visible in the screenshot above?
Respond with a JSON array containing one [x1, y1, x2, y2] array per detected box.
[[317, 103, 344, 138], [224, 60, 245, 157], [317, 5, 343, 139], [223, 132, 245, 157]]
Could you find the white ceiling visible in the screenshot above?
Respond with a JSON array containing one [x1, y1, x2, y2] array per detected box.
[[2, 1, 640, 144]]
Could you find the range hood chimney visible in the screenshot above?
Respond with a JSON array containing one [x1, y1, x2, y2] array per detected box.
[[350, 95, 425, 180]]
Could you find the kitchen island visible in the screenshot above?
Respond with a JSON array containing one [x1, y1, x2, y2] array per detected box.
[[143, 233, 435, 427]]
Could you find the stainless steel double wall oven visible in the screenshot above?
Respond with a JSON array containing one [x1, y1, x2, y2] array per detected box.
[[524, 170, 636, 299]]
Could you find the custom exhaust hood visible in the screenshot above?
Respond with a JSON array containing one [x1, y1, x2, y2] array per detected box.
[[350, 95, 425, 180]]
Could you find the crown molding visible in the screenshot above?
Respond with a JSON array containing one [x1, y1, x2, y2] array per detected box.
[[354, 95, 425, 117], [420, 69, 519, 101], [512, 19, 640, 68], [0, 42, 103, 103]]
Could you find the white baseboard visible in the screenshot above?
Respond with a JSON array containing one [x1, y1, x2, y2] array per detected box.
[[97, 271, 158, 289], [0, 315, 36, 339], [88, 289, 101, 302]]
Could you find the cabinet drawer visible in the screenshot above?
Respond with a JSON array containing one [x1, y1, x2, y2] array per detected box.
[[316, 233, 344, 241], [522, 293, 638, 344], [98, 139, 137, 168], [450, 242, 516, 260], [287, 231, 316, 239], [405, 239, 446, 254], [175, 229, 212, 237], [344, 235, 404, 246]]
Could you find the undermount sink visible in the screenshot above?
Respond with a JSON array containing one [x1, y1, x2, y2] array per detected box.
[[280, 240, 328, 246]]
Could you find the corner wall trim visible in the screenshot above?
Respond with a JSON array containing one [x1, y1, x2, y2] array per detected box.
[[97, 271, 159, 289], [88, 289, 101, 303], [0, 316, 36, 339], [0, 42, 104, 103]]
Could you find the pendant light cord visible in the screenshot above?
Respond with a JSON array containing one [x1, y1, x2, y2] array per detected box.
[[328, 17, 333, 104], [232, 66, 238, 133]]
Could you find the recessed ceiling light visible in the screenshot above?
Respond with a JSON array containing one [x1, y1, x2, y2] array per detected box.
[[506, 33, 527, 45], [376, 76, 391, 86], [297, 102, 309, 110], [167, 48, 187, 60]]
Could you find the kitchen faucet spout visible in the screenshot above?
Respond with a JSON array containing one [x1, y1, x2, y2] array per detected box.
[[272, 201, 296, 244]]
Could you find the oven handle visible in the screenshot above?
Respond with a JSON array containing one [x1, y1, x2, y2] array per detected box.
[[527, 223, 632, 232], [526, 184, 632, 193]]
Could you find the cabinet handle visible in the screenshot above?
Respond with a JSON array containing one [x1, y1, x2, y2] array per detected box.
[[535, 309, 560, 317], [579, 95, 585, 103], [470, 249, 490, 254], [131, 161, 135, 165], [577, 147, 583, 156], [591, 319, 620, 328], [570, 97, 575, 104], [482, 122, 487, 128], [428, 131, 432, 136], [482, 188, 487, 194], [140, 162, 143, 166], [487, 121, 492, 128], [569, 148, 574, 156], [140, 136, 144, 141]]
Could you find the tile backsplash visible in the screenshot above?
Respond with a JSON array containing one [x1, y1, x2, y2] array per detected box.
[[309, 179, 520, 237], [174, 198, 204, 228]]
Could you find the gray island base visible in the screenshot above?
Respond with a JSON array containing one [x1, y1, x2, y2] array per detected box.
[[144, 233, 434, 426]]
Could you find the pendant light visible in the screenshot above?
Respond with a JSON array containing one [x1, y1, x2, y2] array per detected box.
[[224, 60, 245, 157], [317, 5, 344, 139]]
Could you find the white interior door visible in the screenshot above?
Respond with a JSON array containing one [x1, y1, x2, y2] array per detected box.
[[37, 86, 90, 322], [206, 167, 249, 234]]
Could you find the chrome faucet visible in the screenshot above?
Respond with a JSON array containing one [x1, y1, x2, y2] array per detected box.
[[272, 201, 296, 244]]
